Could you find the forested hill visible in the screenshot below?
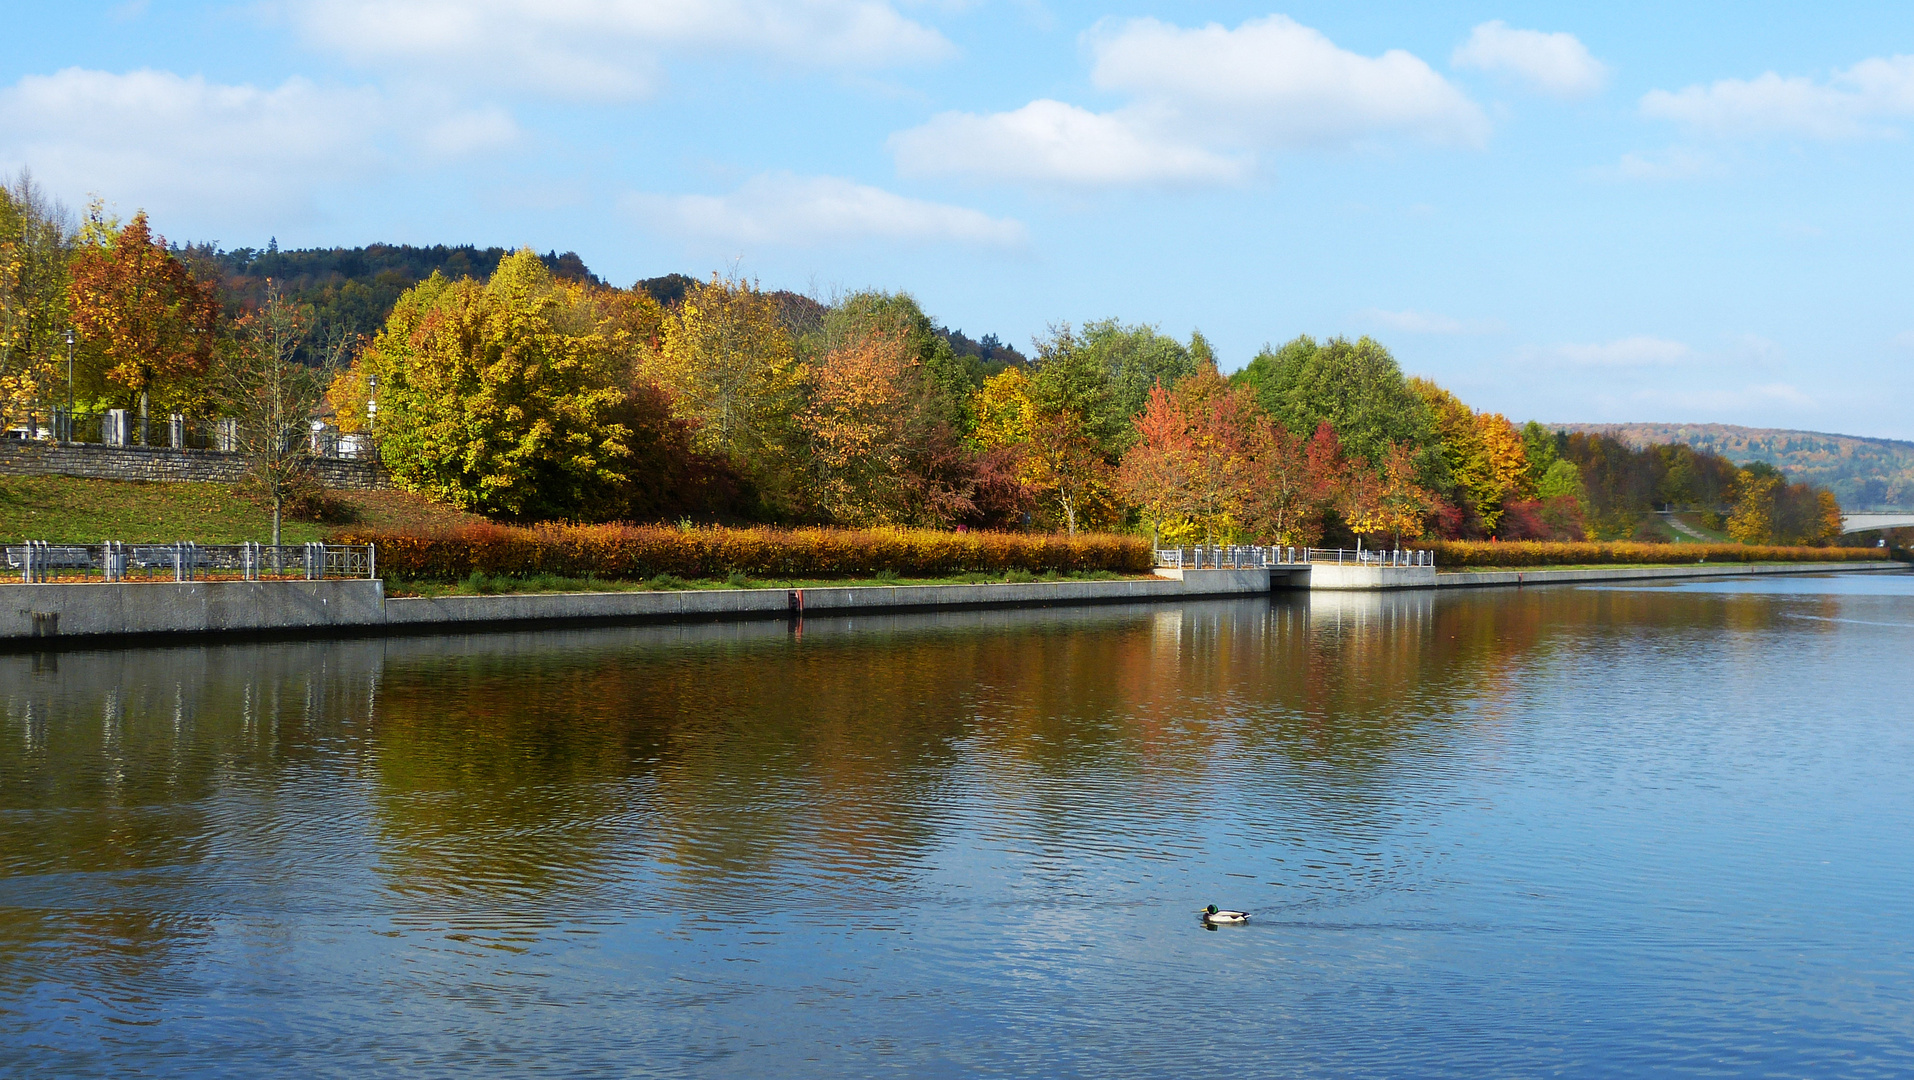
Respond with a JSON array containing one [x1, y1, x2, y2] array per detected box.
[[1559, 422, 1914, 509], [183, 243, 602, 361], [183, 244, 1029, 369]]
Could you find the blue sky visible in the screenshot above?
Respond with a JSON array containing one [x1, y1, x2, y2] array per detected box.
[[4, 2, 1913, 438]]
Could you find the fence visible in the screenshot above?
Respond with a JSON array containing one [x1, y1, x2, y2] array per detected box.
[[6, 542, 376, 584], [1155, 545, 1434, 569], [6, 409, 376, 459]]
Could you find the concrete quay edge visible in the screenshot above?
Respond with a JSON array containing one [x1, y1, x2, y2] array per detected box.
[[1435, 560, 1903, 588], [0, 560, 1902, 646]]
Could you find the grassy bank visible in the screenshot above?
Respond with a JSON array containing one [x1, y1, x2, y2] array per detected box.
[[0, 475, 484, 544]]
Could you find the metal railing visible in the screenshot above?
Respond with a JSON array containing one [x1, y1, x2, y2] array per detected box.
[[3, 412, 376, 460], [1155, 545, 1433, 569], [6, 541, 376, 584], [1304, 547, 1433, 567]]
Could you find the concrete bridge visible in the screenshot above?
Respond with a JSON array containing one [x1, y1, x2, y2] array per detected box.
[[1842, 513, 1914, 534]]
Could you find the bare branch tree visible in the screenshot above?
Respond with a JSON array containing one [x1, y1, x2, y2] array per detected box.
[[221, 279, 331, 546]]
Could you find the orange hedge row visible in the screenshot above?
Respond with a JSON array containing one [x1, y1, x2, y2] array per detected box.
[[338, 523, 1154, 581], [1427, 540, 1886, 568]]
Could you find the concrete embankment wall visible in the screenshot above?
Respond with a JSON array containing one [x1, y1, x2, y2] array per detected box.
[[0, 569, 1271, 645], [1, 580, 389, 641], [0, 560, 1901, 646], [0, 441, 388, 490]]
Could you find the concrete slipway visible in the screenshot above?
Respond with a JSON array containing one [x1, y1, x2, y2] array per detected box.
[[0, 560, 1901, 647]]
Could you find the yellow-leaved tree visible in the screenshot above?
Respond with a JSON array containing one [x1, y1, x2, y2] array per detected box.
[[0, 175, 75, 431], [651, 275, 805, 516], [359, 250, 638, 519]]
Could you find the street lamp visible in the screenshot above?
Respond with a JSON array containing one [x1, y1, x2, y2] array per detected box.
[[63, 329, 74, 442]]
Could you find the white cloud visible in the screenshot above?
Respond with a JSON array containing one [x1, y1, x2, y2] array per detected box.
[[1451, 21, 1606, 99], [625, 173, 1026, 248], [1642, 55, 1914, 139], [1088, 16, 1489, 148], [294, 0, 954, 101], [1607, 146, 1719, 181], [890, 100, 1245, 186], [0, 68, 513, 225], [890, 14, 1485, 188], [1552, 336, 1692, 366], [1358, 308, 1504, 335]]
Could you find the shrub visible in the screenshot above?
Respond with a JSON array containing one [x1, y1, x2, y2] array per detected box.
[[339, 522, 1153, 583], [1426, 540, 1887, 568]]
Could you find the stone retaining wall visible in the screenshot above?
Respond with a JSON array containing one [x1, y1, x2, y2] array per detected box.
[[0, 441, 388, 490]]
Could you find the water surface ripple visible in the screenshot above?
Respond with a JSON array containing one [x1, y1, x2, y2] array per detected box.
[[3, 574, 1913, 1077]]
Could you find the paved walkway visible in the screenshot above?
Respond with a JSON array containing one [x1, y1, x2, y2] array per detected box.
[[1657, 511, 1716, 542]]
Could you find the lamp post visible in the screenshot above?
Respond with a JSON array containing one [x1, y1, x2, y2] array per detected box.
[[63, 329, 74, 441]]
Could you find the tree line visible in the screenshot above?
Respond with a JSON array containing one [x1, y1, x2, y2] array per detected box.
[[0, 177, 1844, 547]]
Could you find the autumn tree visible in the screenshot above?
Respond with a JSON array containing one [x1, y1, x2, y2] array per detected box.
[[1072, 317, 1202, 446], [1118, 382, 1190, 548], [1239, 413, 1319, 547], [1344, 441, 1435, 546], [68, 211, 219, 439], [1172, 367, 1254, 543], [221, 280, 331, 545], [971, 363, 1119, 535], [805, 326, 954, 526], [1235, 335, 1444, 488], [360, 251, 641, 519], [1729, 463, 1842, 545], [0, 173, 75, 432], [652, 275, 806, 516]]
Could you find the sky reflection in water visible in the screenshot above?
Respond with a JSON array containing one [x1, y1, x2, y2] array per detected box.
[[2, 573, 1912, 1077]]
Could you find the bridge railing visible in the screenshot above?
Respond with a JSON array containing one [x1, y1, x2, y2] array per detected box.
[[1305, 547, 1434, 567], [1154, 545, 1433, 569], [5, 541, 376, 584]]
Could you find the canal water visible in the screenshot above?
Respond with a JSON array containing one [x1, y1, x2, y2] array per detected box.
[[3, 573, 1913, 1077]]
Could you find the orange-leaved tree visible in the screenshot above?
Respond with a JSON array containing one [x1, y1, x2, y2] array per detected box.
[[1118, 380, 1192, 548], [68, 212, 218, 435], [1172, 367, 1254, 544], [805, 326, 919, 526]]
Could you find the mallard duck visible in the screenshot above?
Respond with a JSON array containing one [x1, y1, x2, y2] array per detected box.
[[1200, 904, 1249, 924]]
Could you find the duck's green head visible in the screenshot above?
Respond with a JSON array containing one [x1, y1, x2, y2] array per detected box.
[[1205, 904, 1218, 915]]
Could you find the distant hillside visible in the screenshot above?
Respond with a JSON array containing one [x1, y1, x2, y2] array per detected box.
[[1558, 422, 1914, 510], [183, 243, 603, 364]]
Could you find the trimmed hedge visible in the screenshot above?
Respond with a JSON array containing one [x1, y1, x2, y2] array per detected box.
[[339, 522, 1154, 582], [1427, 540, 1887, 568]]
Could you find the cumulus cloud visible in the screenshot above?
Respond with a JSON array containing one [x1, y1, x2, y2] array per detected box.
[[0, 68, 513, 225], [1451, 21, 1606, 98], [1358, 308, 1504, 335], [625, 173, 1026, 248], [890, 14, 1485, 187], [1642, 55, 1914, 139], [1552, 336, 1692, 366], [294, 0, 954, 100]]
